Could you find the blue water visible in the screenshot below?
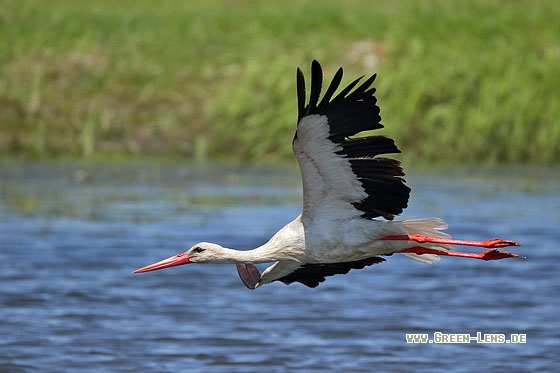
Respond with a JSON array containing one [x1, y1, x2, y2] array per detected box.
[[1, 161, 559, 372]]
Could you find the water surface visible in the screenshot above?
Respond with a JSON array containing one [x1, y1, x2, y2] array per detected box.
[[1, 161, 558, 372]]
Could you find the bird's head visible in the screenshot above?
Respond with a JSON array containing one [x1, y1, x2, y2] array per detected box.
[[132, 242, 227, 273]]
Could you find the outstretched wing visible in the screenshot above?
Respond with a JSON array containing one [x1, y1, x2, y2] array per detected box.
[[238, 255, 386, 289], [275, 256, 386, 288], [293, 60, 410, 223]]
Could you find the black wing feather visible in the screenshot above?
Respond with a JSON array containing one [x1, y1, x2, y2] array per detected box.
[[296, 60, 410, 220], [346, 73, 378, 101], [277, 256, 386, 288], [296, 68, 306, 123], [338, 136, 400, 158], [330, 76, 364, 105], [318, 67, 343, 110], [308, 60, 323, 113]]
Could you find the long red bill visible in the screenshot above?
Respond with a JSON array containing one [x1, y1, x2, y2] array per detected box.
[[133, 252, 191, 273]]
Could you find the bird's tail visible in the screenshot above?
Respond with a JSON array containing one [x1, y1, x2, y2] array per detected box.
[[399, 218, 452, 264]]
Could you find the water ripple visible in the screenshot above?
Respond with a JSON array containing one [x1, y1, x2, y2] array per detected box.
[[1, 162, 558, 372]]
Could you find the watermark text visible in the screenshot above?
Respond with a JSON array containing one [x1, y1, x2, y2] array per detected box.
[[406, 332, 526, 344]]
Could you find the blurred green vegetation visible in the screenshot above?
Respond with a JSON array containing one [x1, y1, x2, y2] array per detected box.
[[1, 0, 559, 163]]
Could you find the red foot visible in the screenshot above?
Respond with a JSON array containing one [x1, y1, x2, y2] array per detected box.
[[478, 249, 519, 260], [399, 246, 520, 261], [480, 239, 520, 248]]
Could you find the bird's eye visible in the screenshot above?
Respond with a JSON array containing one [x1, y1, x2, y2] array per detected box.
[[192, 247, 205, 253]]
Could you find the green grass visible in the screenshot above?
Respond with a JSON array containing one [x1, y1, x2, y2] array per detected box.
[[1, 0, 559, 163]]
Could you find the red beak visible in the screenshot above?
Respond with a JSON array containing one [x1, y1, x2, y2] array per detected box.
[[133, 251, 191, 273]]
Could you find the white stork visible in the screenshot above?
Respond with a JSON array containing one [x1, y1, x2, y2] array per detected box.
[[133, 60, 520, 289]]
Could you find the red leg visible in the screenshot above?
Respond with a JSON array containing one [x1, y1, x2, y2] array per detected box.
[[380, 234, 520, 248], [399, 246, 520, 261]]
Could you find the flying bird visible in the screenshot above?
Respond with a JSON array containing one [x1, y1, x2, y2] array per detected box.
[[133, 60, 520, 289]]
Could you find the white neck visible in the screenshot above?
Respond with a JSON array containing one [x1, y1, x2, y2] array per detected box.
[[209, 215, 304, 264], [215, 244, 292, 264]]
